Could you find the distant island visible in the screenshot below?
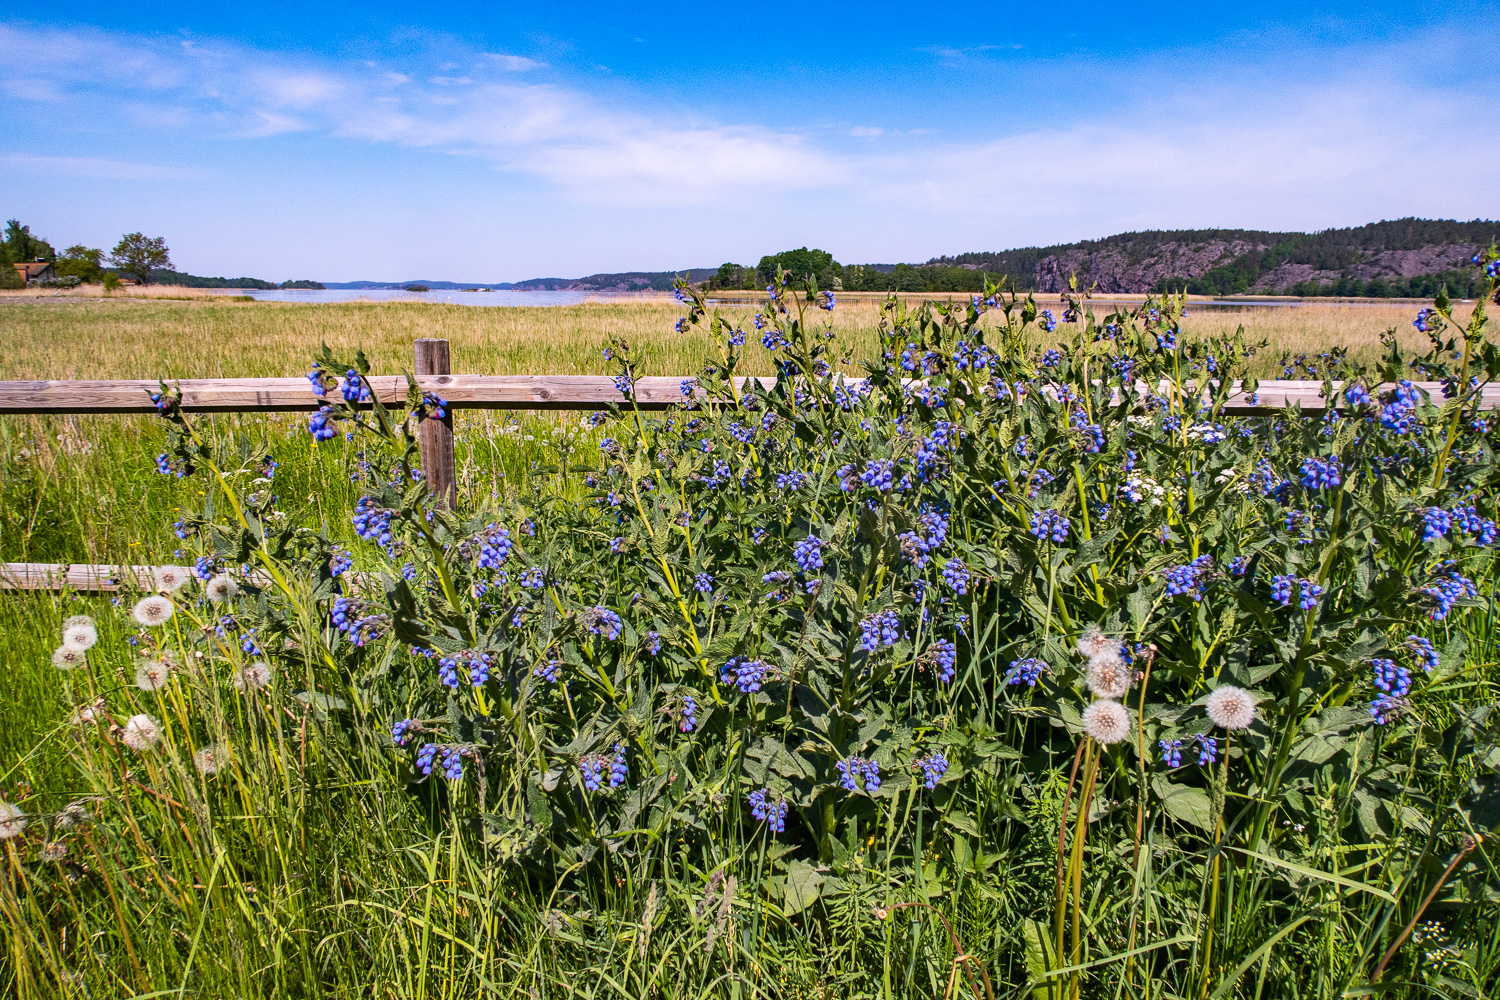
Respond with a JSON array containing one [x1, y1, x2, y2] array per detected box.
[[322, 217, 1495, 300]]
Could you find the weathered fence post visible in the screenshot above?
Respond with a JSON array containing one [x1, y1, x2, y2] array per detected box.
[[413, 338, 458, 509]]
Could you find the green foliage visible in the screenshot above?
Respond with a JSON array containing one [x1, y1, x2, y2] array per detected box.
[[3, 218, 55, 265], [107, 232, 173, 284], [55, 246, 104, 284], [5, 260, 1500, 997]]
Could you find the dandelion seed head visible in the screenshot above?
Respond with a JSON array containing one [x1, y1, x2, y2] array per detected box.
[[121, 714, 162, 751], [135, 657, 172, 692], [1082, 699, 1131, 744], [234, 661, 272, 691], [153, 565, 190, 593], [1086, 651, 1132, 699], [0, 801, 25, 840], [132, 595, 175, 627], [61, 617, 98, 651], [194, 744, 229, 774], [205, 574, 238, 603], [1205, 685, 1257, 730], [52, 645, 87, 670], [1076, 627, 1115, 660]]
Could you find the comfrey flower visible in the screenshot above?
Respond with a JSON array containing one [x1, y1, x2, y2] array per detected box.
[[913, 752, 949, 789], [859, 610, 902, 651], [1371, 657, 1412, 697], [677, 696, 697, 732], [793, 536, 824, 573], [1159, 739, 1183, 767], [520, 566, 545, 589], [328, 547, 354, 578], [1163, 555, 1213, 602], [941, 558, 970, 595], [584, 607, 624, 640], [1029, 509, 1069, 543], [1370, 694, 1409, 726], [1005, 657, 1047, 686], [1406, 635, 1440, 672], [923, 639, 958, 683], [475, 523, 513, 569], [1196, 736, 1218, 766], [721, 657, 767, 693], [860, 459, 896, 492], [749, 788, 788, 831], [392, 719, 417, 747], [835, 756, 881, 792], [1300, 456, 1342, 490], [1419, 571, 1477, 620], [695, 572, 714, 595], [644, 631, 662, 655]]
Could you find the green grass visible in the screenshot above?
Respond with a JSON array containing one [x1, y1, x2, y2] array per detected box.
[[2, 295, 1497, 999]]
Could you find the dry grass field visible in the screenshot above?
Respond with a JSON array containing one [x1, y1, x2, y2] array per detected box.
[[0, 292, 1478, 381]]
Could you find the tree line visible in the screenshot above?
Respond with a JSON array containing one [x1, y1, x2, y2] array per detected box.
[[0, 218, 322, 290], [708, 247, 1010, 294]]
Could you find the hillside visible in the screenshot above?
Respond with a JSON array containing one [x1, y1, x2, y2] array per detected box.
[[929, 218, 1498, 297]]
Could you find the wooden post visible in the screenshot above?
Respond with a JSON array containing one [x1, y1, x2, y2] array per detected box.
[[414, 338, 458, 509]]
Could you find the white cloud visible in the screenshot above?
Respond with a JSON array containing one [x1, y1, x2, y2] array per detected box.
[[0, 22, 1495, 228], [0, 154, 205, 181], [483, 53, 546, 72]]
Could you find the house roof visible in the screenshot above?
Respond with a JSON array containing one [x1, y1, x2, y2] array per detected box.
[[14, 261, 54, 279]]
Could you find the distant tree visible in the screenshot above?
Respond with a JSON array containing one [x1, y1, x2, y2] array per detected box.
[[56, 245, 105, 284], [756, 248, 838, 285], [109, 233, 174, 284], [4, 219, 55, 264], [713, 262, 745, 289]]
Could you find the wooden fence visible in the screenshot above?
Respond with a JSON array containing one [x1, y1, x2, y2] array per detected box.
[[3, 337, 1497, 591]]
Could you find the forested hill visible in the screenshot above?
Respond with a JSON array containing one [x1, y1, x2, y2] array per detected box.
[[930, 218, 1499, 297]]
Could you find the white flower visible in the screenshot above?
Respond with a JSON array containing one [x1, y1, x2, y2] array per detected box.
[[1076, 627, 1115, 660], [0, 801, 26, 839], [153, 565, 190, 593], [132, 595, 175, 627], [1082, 699, 1131, 744], [234, 661, 272, 691], [205, 574, 238, 603], [61, 615, 98, 650], [121, 714, 162, 751], [1205, 685, 1257, 730], [1086, 652, 1132, 700], [1124, 475, 1165, 505], [52, 645, 87, 670], [193, 744, 230, 775], [135, 657, 172, 691]]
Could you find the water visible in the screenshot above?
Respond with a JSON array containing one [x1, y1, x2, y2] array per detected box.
[[219, 288, 1445, 309], [224, 288, 662, 307]]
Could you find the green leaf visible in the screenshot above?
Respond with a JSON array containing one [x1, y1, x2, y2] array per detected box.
[[1151, 773, 1215, 831], [782, 860, 824, 916]]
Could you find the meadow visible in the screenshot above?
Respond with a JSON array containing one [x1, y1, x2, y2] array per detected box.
[[1, 286, 1497, 999]]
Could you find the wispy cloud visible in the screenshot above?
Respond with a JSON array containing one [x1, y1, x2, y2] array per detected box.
[[0, 21, 1495, 228], [0, 153, 206, 180]]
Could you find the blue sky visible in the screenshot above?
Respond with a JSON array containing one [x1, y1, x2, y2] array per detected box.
[[2, 2, 1497, 282]]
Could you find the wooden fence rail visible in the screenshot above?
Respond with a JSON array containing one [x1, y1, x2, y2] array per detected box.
[[4, 337, 1499, 591]]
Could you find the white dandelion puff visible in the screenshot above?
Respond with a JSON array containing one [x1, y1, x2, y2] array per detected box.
[[1082, 699, 1132, 744], [205, 574, 238, 603], [55, 801, 91, 829], [134, 657, 173, 692], [121, 714, 162, 751], [193, 744, 230, 775], [1085, 651, 1132, 700], [52, 645, 87, 670], [71, 700, 104, 726], [234, 661, 272, 691], [61, 616, 98, 650], [153, 565, 190, 593], [1076, 626, 1117, 661], [132, 595, 175, 627], [0, 801, 26, 839], [1205, 685, 1257, 731]]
